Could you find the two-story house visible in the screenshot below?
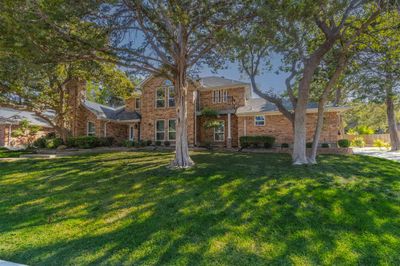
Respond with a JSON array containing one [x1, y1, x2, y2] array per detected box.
[[66, 75, 346, 148]]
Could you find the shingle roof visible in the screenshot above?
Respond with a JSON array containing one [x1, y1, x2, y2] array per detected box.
[[237, 98, 345, 115], [83, 100, 140, 121], [198, 76, 249, 89], [0, 107, 54, 127]]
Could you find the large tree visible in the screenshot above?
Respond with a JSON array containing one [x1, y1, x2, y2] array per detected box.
[[94, 1, 247, 168], [235, 0, 383, 164]]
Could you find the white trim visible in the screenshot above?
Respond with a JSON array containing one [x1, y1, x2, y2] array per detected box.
[[213, 120, 225, 142], [236, 107, 350, 117], [244, 118, 247, 136], [87, 121, 96, 136], [129, 125, 135, 140], [227, 113, 232, 139], [254, 115, 265, 126], [167, 119, 176, 141], [155, 119, 165, 141]]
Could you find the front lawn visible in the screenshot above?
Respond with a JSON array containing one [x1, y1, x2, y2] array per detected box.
[[0, 151, 399, 265], [0, 147, 31, 158]]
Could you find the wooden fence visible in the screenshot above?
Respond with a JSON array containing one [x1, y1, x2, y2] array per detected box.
[[344, 131, 400, 146]]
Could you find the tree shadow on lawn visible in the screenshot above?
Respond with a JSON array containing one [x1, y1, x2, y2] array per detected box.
[[0, 151, 399, 265]]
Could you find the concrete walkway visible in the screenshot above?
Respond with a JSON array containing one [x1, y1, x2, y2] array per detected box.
[[353, 147, 400, 162]]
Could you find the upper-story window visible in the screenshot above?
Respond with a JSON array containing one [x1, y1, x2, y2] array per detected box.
[[255, 115, 265, 126], [135, 98, 141, 110], [156, 88, 165, 108], [87, 121, 96, 136], [168, 87, 175, 107], [213, 89, 228, 103]]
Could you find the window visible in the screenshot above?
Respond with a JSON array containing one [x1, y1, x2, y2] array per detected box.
[[129, 125, 134, 140], [213, 89, 228, 103], [214, 121, 225, 141], [135, 98, 141, 110], [155, 120, 165, 141], [156, 88, 165, 108], [87, 121, 96, 136], [168, 87, 175, 107], [255, 115, 265, 126], [168, 119, 176, 140]]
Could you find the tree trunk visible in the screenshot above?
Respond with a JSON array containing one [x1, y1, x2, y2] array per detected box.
[[170, 73, 194, 168], [309, 99, 326, 164], [385, 85, 400, 151]]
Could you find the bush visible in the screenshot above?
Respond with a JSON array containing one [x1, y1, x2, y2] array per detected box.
[[373, 139, 390, 149], [46, 132, 57, 139], [66, 136, 99, 149], [239, 136, 275, 149], [281, 143, 289, 148], [164, 140, 171, 146], [33, 137, 47, 148], [337, 139, 350, 148], [155, 140, 162, 146], [321, 143, 330, 148], [124, 140, 135, 147], [46, 138, 63, 149], [137, 140, 146, 147], [306, 142, 313, 148], [146, 140, 152, 146], [98, 137, 114, 147], [351, 136, 365, 148]]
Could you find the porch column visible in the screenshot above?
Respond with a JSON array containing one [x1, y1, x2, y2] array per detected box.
[[227, 113, 232, 148]]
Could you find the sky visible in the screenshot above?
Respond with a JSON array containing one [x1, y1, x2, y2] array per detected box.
[[197, 54, 288, 96]]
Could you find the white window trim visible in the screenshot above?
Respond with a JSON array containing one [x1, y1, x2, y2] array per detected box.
[[155, 87, 166, 108], [167, 87, 175, 108], [254, 115, 265, 126], [129, 125, 135, 140], [155, 119, 165, 141], [167, 119, 176, 141], [87, 121, 96, 136], [213, 89, 228, 104], [213, 120, 225, 142]]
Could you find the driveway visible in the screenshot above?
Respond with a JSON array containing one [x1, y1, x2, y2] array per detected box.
[[353, 147, 400, 162]]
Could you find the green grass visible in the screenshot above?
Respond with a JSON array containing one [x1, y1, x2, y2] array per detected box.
[[0, 151, 399, 265], [0, 147, 31, 158]]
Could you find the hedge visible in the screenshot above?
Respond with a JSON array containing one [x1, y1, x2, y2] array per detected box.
[[337, 139, 350, 148], [239, 136, 275, 148], [66, 136, 114, 149]]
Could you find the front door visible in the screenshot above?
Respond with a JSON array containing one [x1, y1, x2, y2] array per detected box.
[[129, 125, 135, 141]]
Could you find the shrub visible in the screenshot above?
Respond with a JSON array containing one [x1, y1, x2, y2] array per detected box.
[[66, 136, 99, 149], [306, 142, 313, 148], [46, 138, 63, 149], [124, 140, 135, 147], [337, 139, 350, 148], [373, 139, 390, 149], [146, 140, 152, 146], [202, 141, 213, 150], [281, 143, 289, 148], [33, 137, 47, 148], [164, 140, 171, 146], [98, 137, 114, 147], [351, 136, 365, 148], [155, 140, 162, 146], [239, 136, 275, 149], [137, 140, 146, 147], [46, 132, 57, 139], [321, 143, 330, 148]]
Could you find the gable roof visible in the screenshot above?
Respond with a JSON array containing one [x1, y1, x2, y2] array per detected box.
[[237, 98, 348, 115], [198, 76, 249, 89], [82, 100, 140, 121], [0, 107, 54, 127]]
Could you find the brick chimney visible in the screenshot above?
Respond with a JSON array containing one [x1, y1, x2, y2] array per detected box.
[[66, 78, 86, 136]]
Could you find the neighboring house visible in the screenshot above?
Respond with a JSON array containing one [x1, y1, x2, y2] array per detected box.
[[68, 75, 346, 147], [0, 107, 54, 147]]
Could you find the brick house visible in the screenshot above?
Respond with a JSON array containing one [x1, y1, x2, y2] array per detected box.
[[68, 75, 346, 148], [0, 107, 54, 147]]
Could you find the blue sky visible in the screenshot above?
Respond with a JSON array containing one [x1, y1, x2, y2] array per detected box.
[[198, 55, 288, 95]]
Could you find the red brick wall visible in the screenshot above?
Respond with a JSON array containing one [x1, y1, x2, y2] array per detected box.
[[237, 112, 341, 145], [198, 87, 247, 111], [197, 114, 239, 147], [0, 124, 53, 147], [139, 77, 196, 145]]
